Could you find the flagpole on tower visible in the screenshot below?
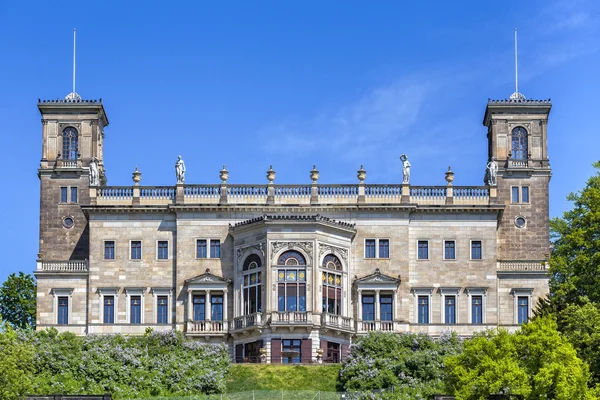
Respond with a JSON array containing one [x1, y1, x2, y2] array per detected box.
[[510, 28, 525, 101], [65, 28, 81, 101]]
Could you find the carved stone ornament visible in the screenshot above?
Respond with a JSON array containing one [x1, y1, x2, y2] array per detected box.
[[318, 243, 349, 263], [236, 243, 265, 266], [271, 241, 313, 262]]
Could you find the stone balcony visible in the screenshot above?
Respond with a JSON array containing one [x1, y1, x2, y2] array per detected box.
[[90, 183, 495, 207], [232, 313, 265, 332], [321, 313, 354, 333], [498, 260, 548, 271], [35, 260, 88, 274], [186, 320, 229, 336], [356, 320, 404, 333], [270, 311, 314, 330]]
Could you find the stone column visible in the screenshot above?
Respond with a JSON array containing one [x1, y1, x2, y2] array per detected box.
[[205, 290, 211, 321], [223, 289, 228, 322], [392, 290, 397, 320], [401, 183, 410, 203], [176, 183, 184, 204], [375, 290, 380, 321], [132, 185, 140, 205], [89, 187, 97, 206], [357, 289, 363, 321], [188, 290, 193, 321]]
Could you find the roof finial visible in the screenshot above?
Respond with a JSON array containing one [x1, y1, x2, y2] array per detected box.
[[510, 28, 525, 101], [65, 28, 82, 101]]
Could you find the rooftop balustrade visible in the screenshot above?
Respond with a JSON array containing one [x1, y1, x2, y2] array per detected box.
[[36, 260, 88, 273]]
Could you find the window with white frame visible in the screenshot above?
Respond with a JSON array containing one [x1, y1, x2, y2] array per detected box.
[[277, 251, 307, 312], [130, 240, 142, 260], [471, 240, 482, 260], [157, 241, 169, 260], [322, 254, 343, 315], [417, 241, 429, 260], [412, 288, 433, 324], [126, 288, 145, 324], [511, 288, 533, 325], [466, 288, 487, 324], [196, 239, 221, 259], [104, 240, 116, 260], [98, 288, 119, 324], [152, 288, 172, 324], [444, 240, 456, 260], [364, 239, 390, 259], [439, 288, 460, 324], [51, 288, 73, 325]]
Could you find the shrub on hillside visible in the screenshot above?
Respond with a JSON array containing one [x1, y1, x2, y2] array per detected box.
[[0, 328, 229, 399], [338, 331, 462, 397]]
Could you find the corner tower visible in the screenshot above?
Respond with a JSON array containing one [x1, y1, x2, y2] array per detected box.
[[37, 99, 109, 261], [483, 99, 551, 261]]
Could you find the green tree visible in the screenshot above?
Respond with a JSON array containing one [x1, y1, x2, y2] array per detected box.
[[0, 327, 35, 399], [547, 161, 600, 310], [445, 317, 591, 399], [0, 272, 36, 329]]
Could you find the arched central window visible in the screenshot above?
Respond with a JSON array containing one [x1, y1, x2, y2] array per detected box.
[[322, 254, 342, 315], [511, 127, 528, 160], [62, 127, 79, 160], [242, 254, 262, 315], [277, 251, 306, 312]]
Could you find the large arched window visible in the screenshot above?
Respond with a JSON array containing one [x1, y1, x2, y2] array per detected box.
[[242, 254, 262, 315], [277, 251, 306, 312], [322, 254, 342, 315], [511, 127, 528, 160], [62, 127, 79, 160]]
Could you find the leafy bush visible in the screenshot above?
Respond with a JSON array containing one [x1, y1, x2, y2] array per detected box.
[[0, 328, 230, 399], [338, 331, 462, 398]]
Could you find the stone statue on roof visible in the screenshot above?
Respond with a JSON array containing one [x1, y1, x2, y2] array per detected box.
[[485, 157, 498, 186], [175, 155, 186, 184], [89, 157, 99, 186], [400, 154, 411, 184]]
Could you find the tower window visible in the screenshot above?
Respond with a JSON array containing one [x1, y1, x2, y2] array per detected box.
[[62, 127, 79, 160], [511, 127, 528, 160]]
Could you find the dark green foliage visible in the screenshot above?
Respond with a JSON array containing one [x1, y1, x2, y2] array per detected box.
[[0, 328, 230, 399], [0, 272, 36, 329], [338, 331, 462, 398]]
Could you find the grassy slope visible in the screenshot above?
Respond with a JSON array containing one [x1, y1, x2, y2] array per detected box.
[[225, 364, 342, 393]]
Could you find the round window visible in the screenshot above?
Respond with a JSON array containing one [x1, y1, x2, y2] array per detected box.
[[63, 217, 74, 229], [515, 216, 526, 228]]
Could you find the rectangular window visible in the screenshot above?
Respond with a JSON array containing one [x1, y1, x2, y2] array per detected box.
[[211, 295, 223, 321], [380, 295, 393, 321], [521, 186, 529, 203], [444, 241, 456, 260], [282, 339, 301, 364], [210, 240, 221, 258], [130, 295, 141, 324], [445, 296, 456, 324], [60, 187, 68, 203], [193, 295, 205, 321], [157, 241, 168, 260], [472, 296, 483, 324], [418, 296, 429, 324], [131, 241, 142, 260], [362, 295, 375, 321], [57, 296, 69, 325], [103, 296, 115, 324], [70, 187, 78, 203], [518, 296, 529, 324], [104, 241, 115, 260], [379, 239, 390, 258], [365, 239, 376, 258], [471, 241, 482, 260], [418, 241, 429, 260], [157, 296, 168, 324], [278, 284, 285, 312], [512, 186, 520, 203], [196, 239, 207, 258]]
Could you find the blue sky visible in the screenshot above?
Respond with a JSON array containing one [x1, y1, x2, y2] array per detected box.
[[0, 1, 598, 283]]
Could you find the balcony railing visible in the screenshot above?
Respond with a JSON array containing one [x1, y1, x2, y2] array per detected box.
[[186, 320, 228, 333], [357, 320, 402, 333], [92, 183, 495, 207], [271, 311, 313, 324], [498, 260, 548, 271], [321, 313, 354, 330], [508, 158, 529, 168], [233, 313, 264, 330], [37, 260, 88, 272]]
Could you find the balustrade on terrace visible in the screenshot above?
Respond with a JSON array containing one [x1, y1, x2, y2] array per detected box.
[[91, 183, 494, 207], [36, 260, 88, 272], [186, 320, 229, 334]]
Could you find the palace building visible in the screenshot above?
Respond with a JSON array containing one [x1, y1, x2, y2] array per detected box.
[[34, 89, 551, 363]]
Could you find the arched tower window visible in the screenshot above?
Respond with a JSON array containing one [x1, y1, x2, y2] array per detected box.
[[277, 251, 306, 312], [322, 254, 342, 315], [242, 254, 262, 315], [511, 127, 528, 160], [62, 127, 79, 160]]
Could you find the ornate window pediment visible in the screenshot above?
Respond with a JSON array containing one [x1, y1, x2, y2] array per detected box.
[[186, 269, 231, 290], [355, 268, 401, 287]]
